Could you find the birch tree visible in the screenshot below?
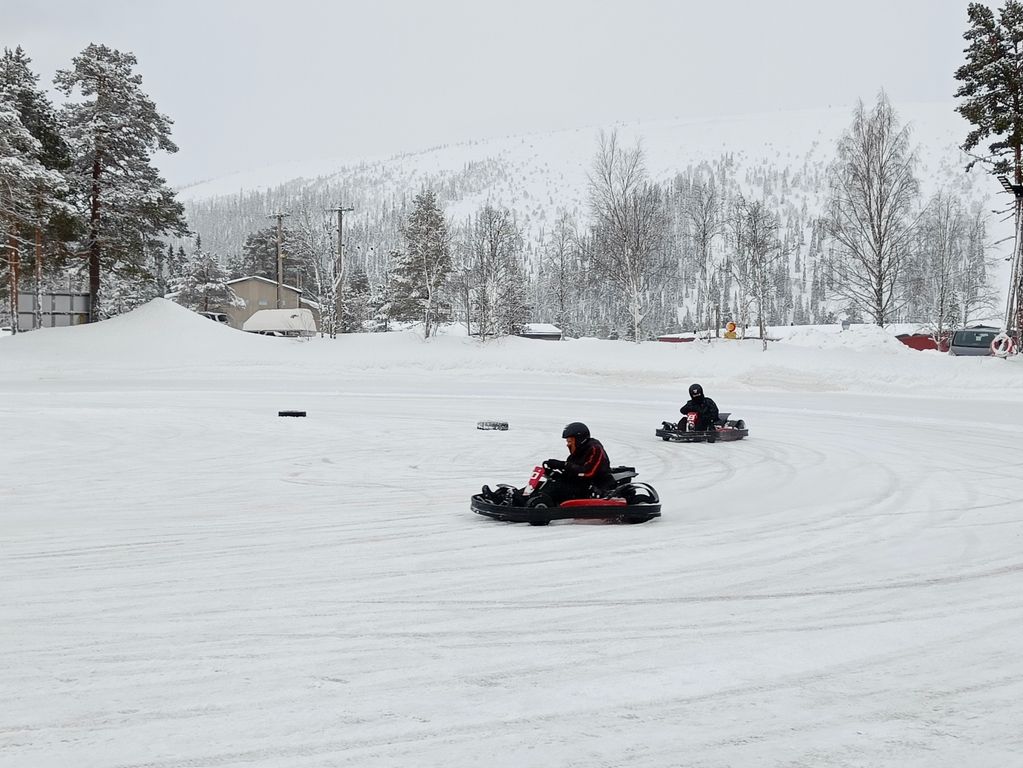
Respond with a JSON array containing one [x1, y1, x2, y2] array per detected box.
[[539, 211, 580, 336], [460, 204, 527, 339], [588, 130, 669, 341], [728, 196, 783, 350], [826, 94, 919, 326], [684, 173, 725, 304], [958, 207, 997, 325], [289, 207, 339, 336]]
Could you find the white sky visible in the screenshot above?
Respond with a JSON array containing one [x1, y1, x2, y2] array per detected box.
[[5, 0, 970, 187]]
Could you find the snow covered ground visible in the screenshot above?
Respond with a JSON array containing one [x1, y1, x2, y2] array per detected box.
[[2, 300, 1022, 767]]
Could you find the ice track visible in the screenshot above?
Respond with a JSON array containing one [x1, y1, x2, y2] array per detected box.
[[2, 375, 1022, 768]]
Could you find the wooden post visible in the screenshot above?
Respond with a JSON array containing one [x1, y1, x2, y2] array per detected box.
[[8, 232, 19, 335], [34, 226, 42, 330]]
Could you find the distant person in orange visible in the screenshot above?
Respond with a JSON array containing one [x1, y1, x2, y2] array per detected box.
[[724, 321, 737, 340]]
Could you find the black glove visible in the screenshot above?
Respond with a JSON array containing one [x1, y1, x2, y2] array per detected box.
[[544, 458, 565, 471]]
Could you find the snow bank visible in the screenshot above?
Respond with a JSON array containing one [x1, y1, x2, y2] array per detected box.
[[2, 299, 1021, 399], [770, 323, 910, 351]]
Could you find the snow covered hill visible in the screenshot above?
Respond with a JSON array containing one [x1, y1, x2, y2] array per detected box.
[[176, 102, 994, 259], [176, 102, 974, 203]]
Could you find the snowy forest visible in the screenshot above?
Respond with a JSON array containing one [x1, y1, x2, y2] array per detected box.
[[178, 100, 997, 342], [2, 15, 1020, 340]]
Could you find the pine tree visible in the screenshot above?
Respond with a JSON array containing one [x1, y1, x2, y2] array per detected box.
[[0, 97, 66, 330], [367, 274, 393, 332], [339, 267, 371, 332], [389, 189, 452, 337], [172, 242, 242, 313], [55, 44, 188, 321], [955, 1, 1023, 180], [0, 47, 74, 331], [103, 266, 160, 317], [0, 47, 71, 172], [955, 2, 1023, 331]]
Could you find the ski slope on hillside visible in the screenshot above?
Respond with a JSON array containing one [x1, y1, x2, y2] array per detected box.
[[2, 301, 1021, 767]]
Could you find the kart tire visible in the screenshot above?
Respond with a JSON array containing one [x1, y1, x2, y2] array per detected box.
[[526, 493, 553, 526]]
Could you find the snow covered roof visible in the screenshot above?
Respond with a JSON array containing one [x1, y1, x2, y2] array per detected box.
[[227, 275, 306, 294]]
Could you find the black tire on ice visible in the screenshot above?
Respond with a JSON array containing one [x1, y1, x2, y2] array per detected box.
[[525, 492, 553, 525], [477, 420, 509, 431]]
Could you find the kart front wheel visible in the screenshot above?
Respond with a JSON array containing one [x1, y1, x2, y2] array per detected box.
[[526, 493, 553, 525]]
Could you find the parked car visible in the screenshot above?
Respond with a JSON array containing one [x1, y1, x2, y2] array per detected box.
[[242, 308, 317, 337], [198, 311, 232, 326], [948, 325, 1000, 356]]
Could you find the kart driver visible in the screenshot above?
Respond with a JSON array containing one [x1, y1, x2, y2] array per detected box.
[[679, 383, 719, 432], [542, 422, 614, 503]]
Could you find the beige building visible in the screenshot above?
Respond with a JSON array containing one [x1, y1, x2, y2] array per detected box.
[[216, 276, 320, 330]]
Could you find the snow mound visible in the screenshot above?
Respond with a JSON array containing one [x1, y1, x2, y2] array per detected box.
[[3, 306, 1023, 399], [0, 298, 268, 365], [774, 324, 912, 352]]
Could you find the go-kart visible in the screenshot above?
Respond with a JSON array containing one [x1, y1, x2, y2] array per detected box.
[[471, 464, 661, 526], [655, 411, 749, 443]]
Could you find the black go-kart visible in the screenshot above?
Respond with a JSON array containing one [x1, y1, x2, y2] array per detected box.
[[471, 464, 661, 526], [655, 412, 749, 443]]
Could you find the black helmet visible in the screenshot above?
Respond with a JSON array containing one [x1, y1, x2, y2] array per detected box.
[[689, 383, 704, 398], [562, 421, 590, 439]]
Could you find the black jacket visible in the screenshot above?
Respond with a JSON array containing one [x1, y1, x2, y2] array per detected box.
[[680, 396, 719, 423], [548, 437, 613, 487]]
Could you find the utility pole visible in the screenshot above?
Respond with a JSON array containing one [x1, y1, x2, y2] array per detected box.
[[268, 212, 289, 309], [325, 205, 354, 338], [998, 177, 1023, 339]]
